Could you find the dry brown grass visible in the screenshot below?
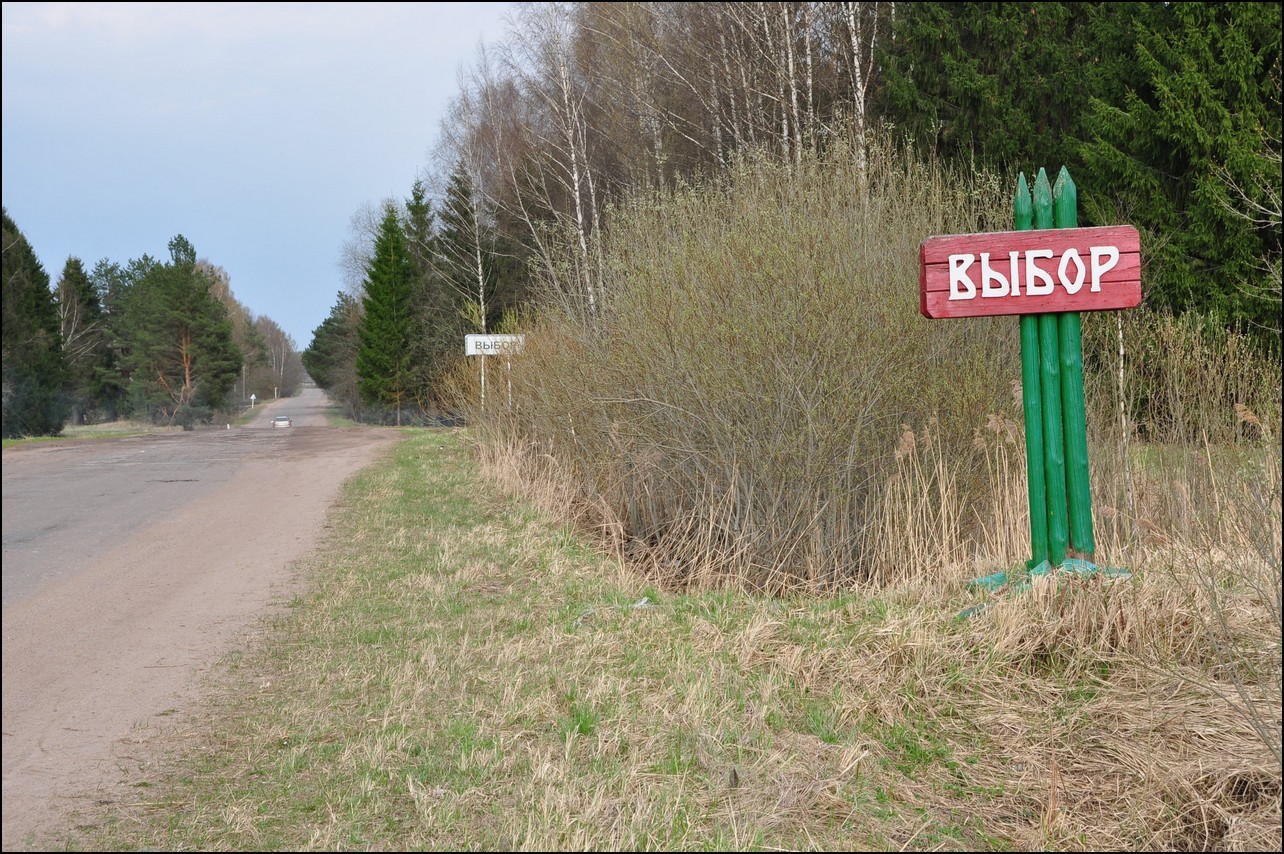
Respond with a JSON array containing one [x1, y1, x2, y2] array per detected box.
[[469, 419, 1281, 849]]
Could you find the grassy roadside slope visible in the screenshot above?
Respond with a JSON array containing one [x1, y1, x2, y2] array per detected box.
[[52, 428, 1279, 852]]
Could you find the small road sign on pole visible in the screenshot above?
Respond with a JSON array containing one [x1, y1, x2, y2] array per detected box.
[[464, 334, 526, 356], [465, 335, 526, 411]]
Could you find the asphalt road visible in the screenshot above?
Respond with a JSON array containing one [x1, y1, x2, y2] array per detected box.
[[2, 387, 333, 606], [1, 387, 402, 850]]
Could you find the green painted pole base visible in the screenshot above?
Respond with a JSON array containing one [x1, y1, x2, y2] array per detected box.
[[959, 558, 1133, 618], [973, 165, 1101, 596]]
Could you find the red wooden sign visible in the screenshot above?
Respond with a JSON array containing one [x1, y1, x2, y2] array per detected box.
[[919, 225, 1141, 319]]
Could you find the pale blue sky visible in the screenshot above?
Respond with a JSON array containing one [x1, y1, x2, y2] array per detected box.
[[2, 1, 513, 347]]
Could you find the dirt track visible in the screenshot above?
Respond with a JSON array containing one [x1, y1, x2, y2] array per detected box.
[[1, 393, 401, 850]]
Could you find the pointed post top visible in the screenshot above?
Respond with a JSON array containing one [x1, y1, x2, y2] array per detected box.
[[1033, 167, 1054, 229], [1053, 165, 1074, 194], [1034, 167, 1052, 199], [1053, 166, 1078, 228], [1014, 172, 1033, 231]]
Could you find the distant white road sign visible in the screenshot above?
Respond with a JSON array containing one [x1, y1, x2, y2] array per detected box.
[[465, 334, 526, 356]]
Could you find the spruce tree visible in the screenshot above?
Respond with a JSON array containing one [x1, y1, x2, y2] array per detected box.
[[404, 179, 459, 408], [880, 2, 1281, 336], [436, 166, 526, 333], [437, 168, 492, 331], [1078, 1, 1282, 333], [356, 205, 417, 424], [877, 3, 1097, 171], [2, 208, 70, 437]]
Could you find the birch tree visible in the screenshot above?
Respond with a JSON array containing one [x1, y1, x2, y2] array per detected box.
[[503, 2, 601, 317], [54, 257, 106, 424], [842, 1, 885, 193]]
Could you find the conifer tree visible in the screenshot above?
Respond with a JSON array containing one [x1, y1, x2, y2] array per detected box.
[[1078, 1, 1282, 332], [116, 235, 241, 427], [436, 166, 525, 333], [303, 291, 362, 416], [879, 2, 1281, 336], [356, 205, 417, 424], [404, 179, 460, 408], [2, 208, 70, 437]]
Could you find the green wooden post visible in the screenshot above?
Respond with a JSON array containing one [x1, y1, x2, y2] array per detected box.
[[1052, 167, 1096, 557], [1034, 169, 1069, 566], [1015, 174, 1048, 568]]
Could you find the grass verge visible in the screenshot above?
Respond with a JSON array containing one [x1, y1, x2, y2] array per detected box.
[[48, 428, 1280, 851], [2, 421, 185, 449]]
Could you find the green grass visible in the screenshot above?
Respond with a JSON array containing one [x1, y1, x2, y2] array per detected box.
[[2, 420, 183, 448], [2, 434, 65, 449], [39, 428, 1281, 852]]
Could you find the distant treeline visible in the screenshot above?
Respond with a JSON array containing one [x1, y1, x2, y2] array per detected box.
[[310, 1, 1280, 421], [2, 209, 303, 438]]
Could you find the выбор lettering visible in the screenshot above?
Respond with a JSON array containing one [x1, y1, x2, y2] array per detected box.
[[919, 225, 1141, 319], [464, 333, 526, 357]]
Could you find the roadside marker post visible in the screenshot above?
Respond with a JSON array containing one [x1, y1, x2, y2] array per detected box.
[[920, 167, 1141, 582], [465, 334, 526, 411]]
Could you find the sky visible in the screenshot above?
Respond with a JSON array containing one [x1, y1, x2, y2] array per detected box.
[[2, 1, 513, 348]]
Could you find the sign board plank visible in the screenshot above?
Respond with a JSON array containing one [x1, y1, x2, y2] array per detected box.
[[920, 225, 1141, 319], [465, 333, 526, 356]]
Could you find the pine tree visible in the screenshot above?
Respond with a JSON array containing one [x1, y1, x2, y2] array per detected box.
[[90, 257, 144, 421], [2, 208, 70, 437], [356, 205, 417, 424], [116, 236, 241, 427]]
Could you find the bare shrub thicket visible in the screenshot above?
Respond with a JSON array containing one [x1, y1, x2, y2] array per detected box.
[[450, 135, 1021, 591]]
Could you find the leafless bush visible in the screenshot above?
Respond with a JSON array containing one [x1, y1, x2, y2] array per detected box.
[[454, 133, 1021, 591]]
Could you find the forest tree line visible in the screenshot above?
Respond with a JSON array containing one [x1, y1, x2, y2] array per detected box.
[[310, 1, 1280, 422], [2, 210, 303, 438]]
